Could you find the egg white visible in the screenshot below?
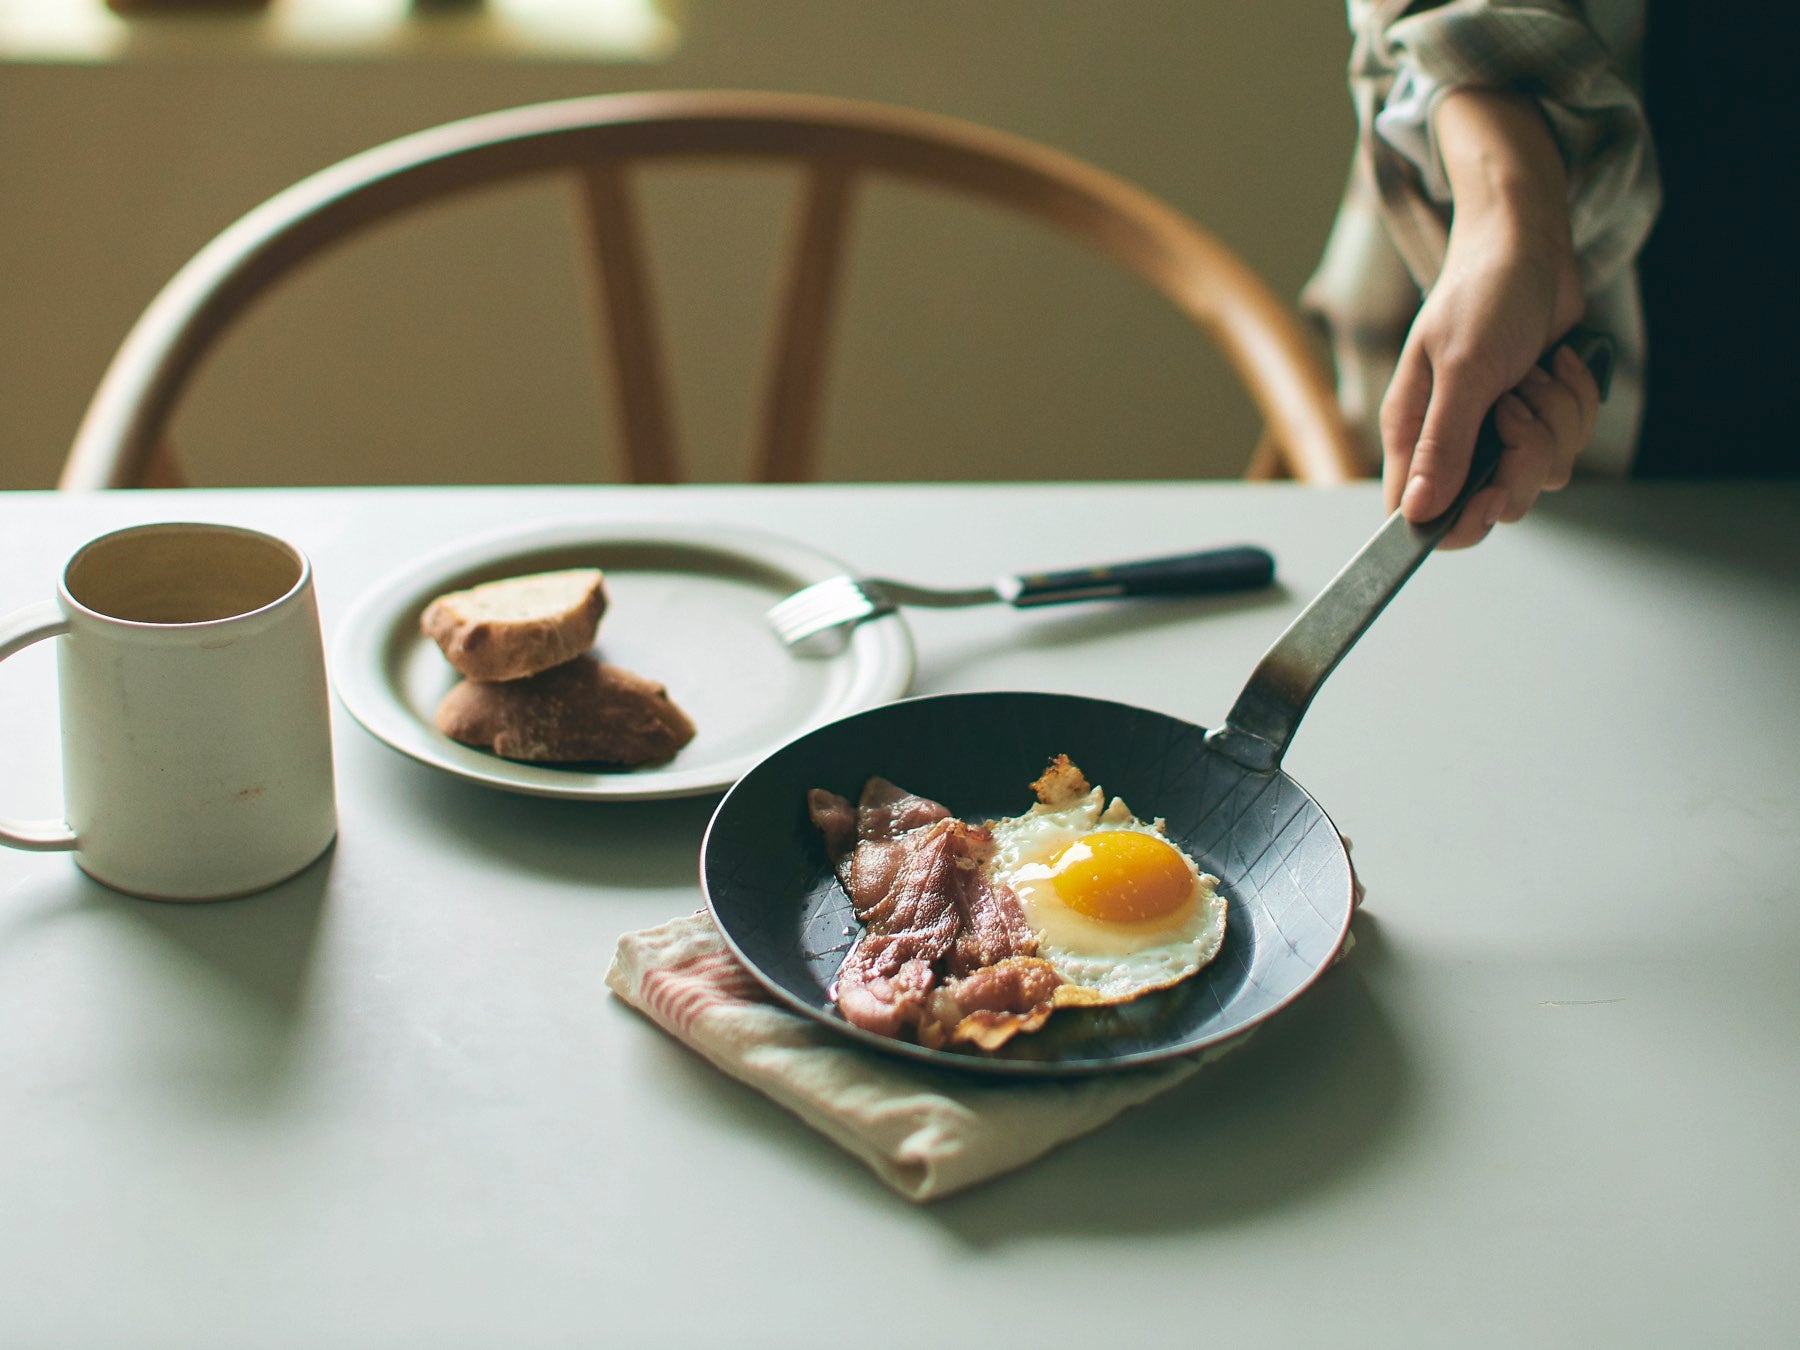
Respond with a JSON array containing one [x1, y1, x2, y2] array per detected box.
[[984, 784, 1226, 1005]]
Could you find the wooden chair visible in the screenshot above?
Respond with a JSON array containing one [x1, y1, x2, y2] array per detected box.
[[58, 89, 1366, 490]]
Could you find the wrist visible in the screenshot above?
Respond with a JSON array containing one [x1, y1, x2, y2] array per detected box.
[[1434, 88, 1575, 259], [1436, 91, 1567, 213]]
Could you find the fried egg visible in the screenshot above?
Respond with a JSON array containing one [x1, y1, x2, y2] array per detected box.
[[984, 758, 1226, 1006]]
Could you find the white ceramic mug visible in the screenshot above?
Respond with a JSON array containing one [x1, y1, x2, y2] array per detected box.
[[0, 522, 337, 900]]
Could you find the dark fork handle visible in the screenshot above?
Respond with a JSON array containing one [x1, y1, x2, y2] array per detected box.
[[1009, 545, 1276, 607]]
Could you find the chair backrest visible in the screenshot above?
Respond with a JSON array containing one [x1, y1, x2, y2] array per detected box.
[[58, 89, 1366, 490]]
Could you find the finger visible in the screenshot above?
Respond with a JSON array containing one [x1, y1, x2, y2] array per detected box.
[[1379, 349, 1434, 513], [1397, 355, 1503, 523], [1445, 388, 1556, 545], [1511, 373, 1578, 496], [1514, 365, 1584, 471], [1437, 483, 1506, 550], [1544, 345, 1601, 488], [1492, 392, 1556, 523], [1554, 342, 1601, 424]]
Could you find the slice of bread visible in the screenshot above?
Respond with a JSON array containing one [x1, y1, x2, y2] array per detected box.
[[421, 568, 607, 682], [435, 654, 697, 767]]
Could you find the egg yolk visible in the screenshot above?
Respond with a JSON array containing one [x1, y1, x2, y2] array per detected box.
[[1049, 830, 1194, 922]]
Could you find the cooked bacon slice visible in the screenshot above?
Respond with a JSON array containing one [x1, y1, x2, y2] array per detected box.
[[944, 840, 1037, 978], [809, 776, 1056, 1045], [834, 953, 938, 1042], [828, 816, 963, 1038], [809, 778, 949, 907], [919, 956, 1064, 1050], [805, 788, 858, 863]]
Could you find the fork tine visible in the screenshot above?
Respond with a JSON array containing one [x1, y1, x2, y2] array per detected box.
[[765, 578, 858, 643], [766, 576, 886, 645], [767, 576, 861, 629]]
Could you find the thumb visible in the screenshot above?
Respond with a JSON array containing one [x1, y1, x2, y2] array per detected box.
[[1399, 363, 1500, 522], [1378, 348, 1432, 513]]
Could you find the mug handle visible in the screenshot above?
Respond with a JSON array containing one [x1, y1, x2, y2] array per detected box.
[[0, 602, 77, 852]]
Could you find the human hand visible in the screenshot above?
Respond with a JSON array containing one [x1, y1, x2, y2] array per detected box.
[[1381, 89, 1600, 548], [1381, 236, 1598, 547]]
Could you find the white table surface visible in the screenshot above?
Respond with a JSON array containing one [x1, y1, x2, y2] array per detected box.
[[1, 482, 1796, 1349]]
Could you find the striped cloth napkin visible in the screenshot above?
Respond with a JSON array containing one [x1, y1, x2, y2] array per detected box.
[[606, 872, 1360, 1201]]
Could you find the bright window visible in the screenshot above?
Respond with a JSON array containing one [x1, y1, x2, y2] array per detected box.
[[0, 0, 678, 61]]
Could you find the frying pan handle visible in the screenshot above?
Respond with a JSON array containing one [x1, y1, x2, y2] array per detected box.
[[1205, 327, 1614, 774]]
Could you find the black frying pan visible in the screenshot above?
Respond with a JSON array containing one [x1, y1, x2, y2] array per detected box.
[[701, 331, 1613, 1077]]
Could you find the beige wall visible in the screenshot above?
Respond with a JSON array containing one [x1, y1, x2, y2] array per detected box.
[[0, 2, 1359, 490]]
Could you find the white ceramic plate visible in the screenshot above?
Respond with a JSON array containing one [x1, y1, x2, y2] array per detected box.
[[331, 520, 914, 800]]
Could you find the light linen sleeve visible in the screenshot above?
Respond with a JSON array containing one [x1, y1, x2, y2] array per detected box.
[[1310, 0, 1654, 475], [1351, 0, 1660, 293]]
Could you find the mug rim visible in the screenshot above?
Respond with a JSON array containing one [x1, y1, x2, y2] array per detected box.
[[59, 521, 312, 631]]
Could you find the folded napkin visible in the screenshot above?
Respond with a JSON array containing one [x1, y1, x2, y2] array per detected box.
[[607, 879, 1359, 1201]]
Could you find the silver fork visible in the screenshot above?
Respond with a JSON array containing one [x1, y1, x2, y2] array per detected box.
[[766, 545, 1275, 647]]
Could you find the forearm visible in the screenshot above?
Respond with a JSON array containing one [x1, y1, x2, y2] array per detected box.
[[1349, 0, 1656, 297], [1327, 4, 1650, 502], [1433, 88, 1576, 280], [1381, 87, 1597, 538]]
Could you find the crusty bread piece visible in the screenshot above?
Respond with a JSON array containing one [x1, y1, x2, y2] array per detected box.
[[435, 654, 696, 766], [421, 569, 607, 682]]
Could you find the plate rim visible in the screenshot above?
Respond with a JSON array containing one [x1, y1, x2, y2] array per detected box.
[[330, 518, 915, 801]]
